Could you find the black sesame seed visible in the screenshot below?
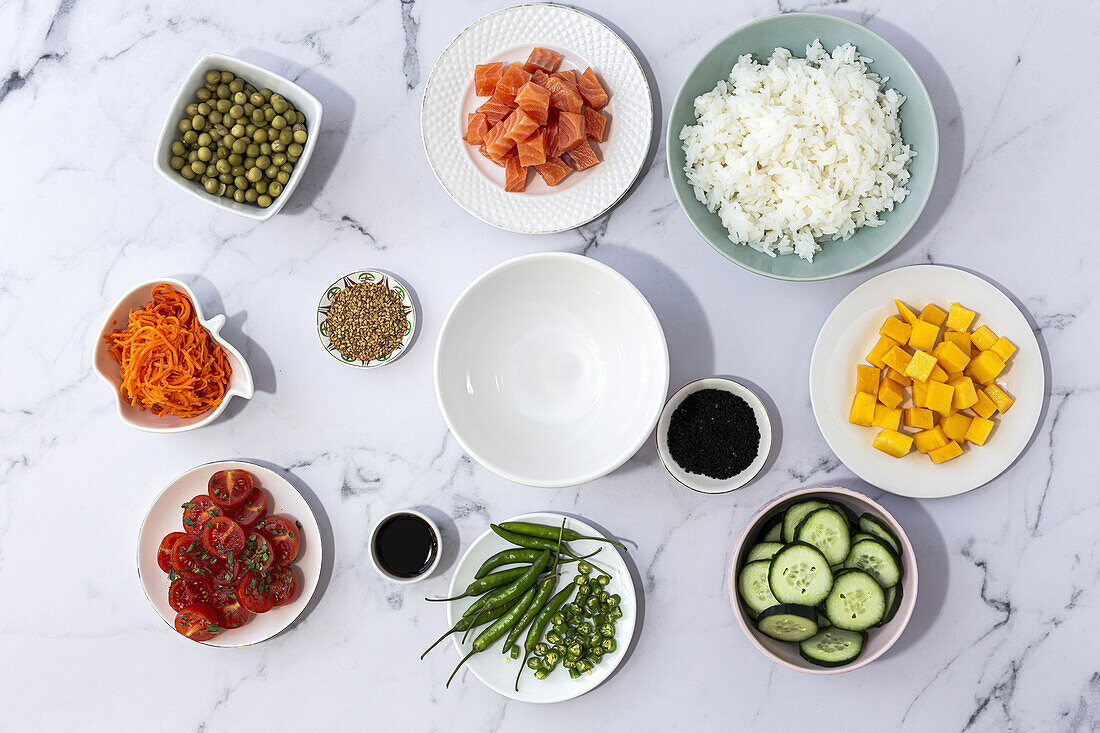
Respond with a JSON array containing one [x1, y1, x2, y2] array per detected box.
[[667, 388, 760, 480]]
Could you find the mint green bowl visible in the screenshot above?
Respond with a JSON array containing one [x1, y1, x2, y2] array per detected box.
[[667, 13, 939, 281]]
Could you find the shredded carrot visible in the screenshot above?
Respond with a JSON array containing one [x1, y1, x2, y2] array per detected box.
[[105, 284, 231, 419]]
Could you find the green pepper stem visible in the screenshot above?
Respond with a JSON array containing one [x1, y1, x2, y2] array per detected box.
[[445, 649, 477, 688], [421, 621, 463, 660]]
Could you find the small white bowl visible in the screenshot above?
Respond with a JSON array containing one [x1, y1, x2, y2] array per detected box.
[[92, 277, 254, 432], [368, 509, 442, 584], [656, 377, 772, 493], [153, 52, 323, 221], [316, 270, 418, 368], [434, 252, 669, 488]]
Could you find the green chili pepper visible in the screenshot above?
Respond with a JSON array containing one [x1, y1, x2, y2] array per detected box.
[[514, 583, 574, 691], [474, 548, 589, 579], [462, 551, 550, 618], [445, 585, 538, 688], [501, 574, 557, 653], [420, 597, 518, 659], [497, 521, 627, 549], [425, 566, 530, 602]]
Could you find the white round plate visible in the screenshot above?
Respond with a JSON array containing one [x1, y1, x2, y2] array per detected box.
[[810, 265, 1045, 498], [446, 512, 637, 703], [137, 460, 323, 646], [421, 3, 653, 233], [656, 377, 772, 494]]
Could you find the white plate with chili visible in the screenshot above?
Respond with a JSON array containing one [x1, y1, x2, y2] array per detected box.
[[136, 460, 322, 646]]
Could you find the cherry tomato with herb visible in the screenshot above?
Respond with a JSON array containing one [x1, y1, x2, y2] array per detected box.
[[168, 578, 214, 612], [256, 515, 300, 566], [227, 488, 267, 529], [211, 586, 250, 629], [236, 571, 274, 614], [202, 516, 245, 559], [208, 469, 255, 509], [239, 532, 274, 574], [209, 558, 242, 588], [174, 603, 221, 641], [158, 532, 188, 573], [268, 566, 299, 607], [182, 495, 222, 536], [171, 536, 217, 580]]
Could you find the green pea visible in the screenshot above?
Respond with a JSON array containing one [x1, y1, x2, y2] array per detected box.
[[231, 139, 246, 155], [228, 105, 243, 119], [270, 140, 286, 153], [177, 118, 192, 133], [229, 78, 244, 93], [216, 84, 230, 99], [249, 93, 264, 106], [218, 172, 232, 184], [216, 98, 231, 113], [171, 140, 186, 156], [203, 178, 219, 194], [214, 159, 231, 174], [260, 87, 273, 99], [252, 128, 268, 144], [187, 150, 198, 163], [224, 185, 236, 198], [205, 70, 220, 84], [230, 124, 246, 138], [196, 87, 212, 101], [219, 70, 234, 83], [244, 189, 258, 203], [254, 179, 268, 194], [180, 166, 196, 180], [276, 171, 290, 185], [244, 143, 258, 158], [190, 161, 206, 175], [292, 129, 308, 144], [191, 114, 206, 130], [231, 164, 246, 177], [258, 142, 271, 156], [185, 102, 199, 117], [243, 157, 255, 169], [169, 155, 185, 170], [233, 189, 246, 203], [183, 130, 198, 145], [245, 167, 262, 183]]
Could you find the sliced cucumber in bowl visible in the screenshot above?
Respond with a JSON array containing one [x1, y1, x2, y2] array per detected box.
[[745, 542, 783, 562], [800, 628, 866, 667], [844, 537, 902, 589], [757, 513, 784, 543], [756, 604, 819, 642], [769, 542, 834, 606], [738, 559, 780, 616], [824, 570, 886, 631], [794, 507, 851, 566], [858, 513, 901, 555], [781, 500, 830, 543]]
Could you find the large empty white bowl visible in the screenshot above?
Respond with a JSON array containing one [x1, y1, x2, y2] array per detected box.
[[435, 253, 669, 487]]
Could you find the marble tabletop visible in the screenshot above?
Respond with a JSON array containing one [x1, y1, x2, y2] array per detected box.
[[2, 0, 1097, 730]]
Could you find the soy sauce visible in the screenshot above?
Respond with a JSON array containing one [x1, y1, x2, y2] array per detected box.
[[374, 514, 438, 578]]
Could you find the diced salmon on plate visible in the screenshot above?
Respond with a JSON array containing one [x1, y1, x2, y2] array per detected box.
[[544, 74, 583, 113], [503, 108, 541, 145], [566, 139, 600, 171], [474, 62, 504, 96], [492, 63, 532, 106], [475, 98, 512, 126], [515, 82, 551, 125], [517, 128, 548, 167], [504, 156, 529, 192], [484, 120, 515, 160], [555, 110, 585, 154], [529, 69, 549, 87], [534, 156, 572, 186], [465, 112, 489, 145], [584, 107, 607, 142], [523, 47, 562, 74], [578, 68, 609, 110]]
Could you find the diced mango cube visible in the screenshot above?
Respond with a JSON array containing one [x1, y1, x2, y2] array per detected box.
[[849, 392, 877, 426], [894, 299, 919, 325], [886, 368, 912, 387], [933, 341, 971, 375], [872, 403, 902, 430], [866, 336, 899, 369], [972, 390, 998, 419], [920, 304, 948, 327], [912, 380, 928, 408], [879, 316, 913, 345], [967, 350, 1006, 385], [883, 345, 912, 374], [873, 428, 913, 458], [929, 440, 964, 464], [930, 364, 950, 383], [914, 425, 950, 454], [904, 349, 938, 382], [989, 336, 1017, 363], [965, 416, 995, 446], [878, 379, 906, 410], [904, 407, 934, 430], [941, 412, 972, 442], [983, 383, 1014, 413], [908, 319, 940, 351], [946, 302, 977, 331], [856, 364, 880, 395], [948, 375, 979, 410], [925, 381, 955, 414], [970, 325, 998, 350], [944, 330, 971, 354]]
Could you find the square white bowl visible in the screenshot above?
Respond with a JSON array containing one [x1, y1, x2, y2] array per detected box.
[[152, 52, 323, 221]]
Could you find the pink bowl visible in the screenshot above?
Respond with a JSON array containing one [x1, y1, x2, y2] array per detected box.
[[727, 486, 918, 674]]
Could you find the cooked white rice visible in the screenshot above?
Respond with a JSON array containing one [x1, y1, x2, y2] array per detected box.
[[680, 40, 914, 262]]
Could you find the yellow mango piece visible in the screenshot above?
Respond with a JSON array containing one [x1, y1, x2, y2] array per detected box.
[[883, 345, 912, 375], [944, 330, 971, 354], [912, 380, 928, 408], [941, 412, 972, 443], [983, 383, 1014, 413], [914, 425, 950, 454], [904, 407, 934, 430], [948, 375, 979, 410], [989, 337, 1017, 363], [886, 368, 912, 387], [972, 390, 997, 419], [904, 349, 938, 383], [920, 304, 948, 327], [930, 364, 950, 383], [946, 302, 977, 331], [879, 316, 913, 345], [878, 379, 906, 410], [971, 325, 998, 350], [894, 299, 919, 325], [965, 416, 995, 446], [925, 381, 955, 415], [908, 319, 940, 351], [933, 341, 971, 375], [968, 350, 1006, 385], [867, 336, 899, 369], [873, 428, 913, 458], [849, 392, 877, 426], [856, 364, 880, 395], [872, 403, 902, 431], [929, 440, 964, 464]]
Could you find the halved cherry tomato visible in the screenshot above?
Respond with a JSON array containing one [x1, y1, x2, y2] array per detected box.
[[268, 566, 299, 607], [211, 586, 250, 629], [227, 488, 267, 529], [182, 495, 222, 536], [168, 578, 214, 612], [174, 603, 221, 641], [236, 572, 274, 614], [202, 516, 245, 559], [209, 559, 242, 588], [208, 469, 255, 509], [256, 515, 300, 566], [171, 536, 217, 580], [158, 532, 188, 573], [239, 532, 274, 574]]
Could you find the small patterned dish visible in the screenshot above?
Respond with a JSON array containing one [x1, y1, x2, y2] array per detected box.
[[316, 271, 417, 368]]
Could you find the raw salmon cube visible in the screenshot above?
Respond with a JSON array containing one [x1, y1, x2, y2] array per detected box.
[[484, 119, 514, 160], [556, 110, 585, 153], [475, 98, 512, 126], [465, 113, 489, 145], [534, 156, 571, 186], [504, 156, 528, 192], [503, 107, 541, 145], [478, 144, 506, 168], [578, 68, 609, 110], [545, 109, 561, 156], [544, 74, 583, 113], [474, 62, 504, 96], [517, 128, 548, 167], [523, 47, 562, 74], [566, 139, 599, 170], [552, 69, 578, 87], [530, 70, 549, 87], [514, 82, 551, 125], [584, 107, 607, 142], [493, 63, 532, 106]]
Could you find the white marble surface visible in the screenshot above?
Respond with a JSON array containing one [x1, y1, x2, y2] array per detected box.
[[1, 0, 1097, 730]]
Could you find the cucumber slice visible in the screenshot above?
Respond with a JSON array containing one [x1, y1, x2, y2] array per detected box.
[[858, 513, 901, 555], [746, 542, 783, 563], [852, 532, 877, 543], [756, 604, 819, 642], [844, 537, 902, 588], [782, 501, 830, 543], [875, 583, 904, 627], [769, 542, 834, 606], [799, 628, 865, 667], [794, 507, 852, 566], [738, 560, 780, 616], [758, 513, 784, 543], [824, 570, 886, 631]]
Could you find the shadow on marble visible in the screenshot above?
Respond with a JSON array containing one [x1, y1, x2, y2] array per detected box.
[[236, 49, 355, 216], [413, 504, 461, 577], [715, 374, 784, 491]]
